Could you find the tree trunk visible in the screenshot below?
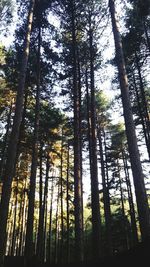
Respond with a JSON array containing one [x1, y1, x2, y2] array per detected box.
[[0, 101, 13, 184], [109, 0, 150, 240], [54, 183, 60, 264], [0, 1, 35, 265], [66, 143, 70, 264], [122, 149, 138, 246], [60, 131, 64, 264], [135, 52, 150, 147], [25, 25, 41, 260], [36, 144, 43, 261], [89, 16, 102, 259], [132, 70, 150, 160], [70, 0, 84, 261], [10, 179, 19, 256], [117, 160, 129, 250], [98, 127, 112, 256], [47, 175, 54, 263]]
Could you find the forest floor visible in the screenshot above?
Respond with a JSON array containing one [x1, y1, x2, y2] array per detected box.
[[4, 239, 150, 267]]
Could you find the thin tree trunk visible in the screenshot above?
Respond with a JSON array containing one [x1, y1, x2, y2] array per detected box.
[[42, 153, 49, 262], [109, 0, 150, 240], [25, 25, 41, 260], [18, 173, 28, 256], [36, 144, 43, 261], [117, 161, 129, 250], [66, 144, 70, 264], [89, 15, 102, 259], [0, 102, 13, 183], [54, 183, 60, 264], [60, 131, 64, 264], [70, 0, 84, 261], [122, 149, 138, 246], [77, 50, 84, 238], [98, 127, 112, 255], [0, 1, 35, 265], [135, 52, 150, 143], [132, 70, 150, 160], [47, 175, 54, 263], [10, 179, 19, 256]]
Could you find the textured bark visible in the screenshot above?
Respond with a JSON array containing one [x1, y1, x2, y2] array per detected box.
[[0, 1, 35, 265], [109, 0, 150, 240]]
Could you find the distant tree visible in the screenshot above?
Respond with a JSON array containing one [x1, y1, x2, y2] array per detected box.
[[0, 0, 13, 34]]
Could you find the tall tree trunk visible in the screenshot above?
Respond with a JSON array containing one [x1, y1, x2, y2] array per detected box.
[[132, 70, 150, 160], [135, 52, 150, 144], [66, 143, 70, 264], [70, 0, 84, 261], [122, 149, 138, 246], [109, 0, 150, 240], [10, 179, 19, 256], [89, 16, 102, 259], [98, 127, 112, 255], [42, 153, 49, 262], [0, 1, 35, 265], [117, 161, 129, 250], [60, 131, 64, 264], [18, 173, 28, 256], [0, 101, 13, 184], [54, 183, 60, 264], [25, 25, 41, 260], [47, 175, 54, 263], [77, 50, 84, 238], [36, 144, 43, 261]]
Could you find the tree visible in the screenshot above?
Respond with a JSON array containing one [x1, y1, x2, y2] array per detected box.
[[0, 1, 35, 265], [108, 0, 150, 240], [0, 0, 13, 33]]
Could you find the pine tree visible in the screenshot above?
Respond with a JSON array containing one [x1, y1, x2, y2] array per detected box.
[[0, 1, 35, 265], [108, 0, 150, 241]]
